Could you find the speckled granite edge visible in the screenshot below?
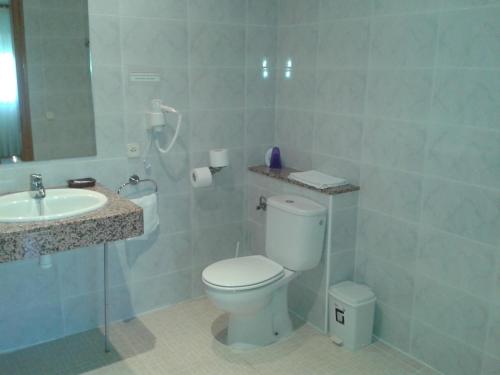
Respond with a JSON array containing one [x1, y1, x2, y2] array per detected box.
[[0, 185, 143, 263], [248, 165, 360, 196]]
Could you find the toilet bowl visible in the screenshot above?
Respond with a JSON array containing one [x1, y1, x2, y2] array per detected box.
[[203, 255, 299, 348], [202, 195, 327, 348]]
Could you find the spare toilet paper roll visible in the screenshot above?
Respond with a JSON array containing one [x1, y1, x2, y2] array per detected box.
[[191, 167, 213, 188], [209, 148, 229, 168]]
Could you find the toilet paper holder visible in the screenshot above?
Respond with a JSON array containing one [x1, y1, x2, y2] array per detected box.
[[208, 166, 224, 175], [191, 149, 229, 188]]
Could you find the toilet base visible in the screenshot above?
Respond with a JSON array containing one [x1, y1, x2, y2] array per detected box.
[[226, 284, 293, 348]]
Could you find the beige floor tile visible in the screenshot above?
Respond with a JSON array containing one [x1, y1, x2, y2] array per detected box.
[[0, 297, 436, 375]]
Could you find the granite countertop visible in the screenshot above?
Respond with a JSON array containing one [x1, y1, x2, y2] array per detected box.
[[248, 165, 360, 196], [0, 185, 143, 263]]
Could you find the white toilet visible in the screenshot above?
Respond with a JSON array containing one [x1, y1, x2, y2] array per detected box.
[[202, 194, 327, 348]]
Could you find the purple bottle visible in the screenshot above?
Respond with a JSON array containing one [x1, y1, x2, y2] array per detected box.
[[269, 147, 282, 169]]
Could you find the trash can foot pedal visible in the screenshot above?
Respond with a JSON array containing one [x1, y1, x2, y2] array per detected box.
[[331, 335, 343, 346]]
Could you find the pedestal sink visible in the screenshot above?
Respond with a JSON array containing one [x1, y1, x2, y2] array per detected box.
[[0, 188, 108, 223]]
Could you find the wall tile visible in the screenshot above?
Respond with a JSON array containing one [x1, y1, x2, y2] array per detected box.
[[0, 303, 64, 353], [95, 113, 125, 158], [330, 207, 358, 252], [417, 228, 497, 300], [288, 282, 325, 330], [329, 250, 355, 285], [366, 69, 433, 121], [188, 0, 246, 23], [246, 219, 266, 255], [117, 232, 192, 284], [57, 246, 103, 298], [158, 194, 191, 234], [123, 67, 189, 113], [0, 258, 61, 317], [192, 222, 244, 267], [357, 208, 419, 269], [247, 0, 278, 25], [431, 69, 500, 130], [362, 118, 426, 172], [440, 0, 500, 9], [277, 145, 312, 170], [425, 125, 500, 190], [373, 301, 411, 352], [278, 0, 319, 25], [318, 19, 370, 68], [190, 68, 245, 110], [246, 26, 277, 68], [481, 354, 500, 375], [360, 165, 423, 221], [485, 304, 500, 359], [372, 0, 442, 15], [421, 178, 500, 245], [315, 69, 367, 114], [438, 7, 500, 67], [319, 0, 373, 20], [190, 23, 245, 67], [62, 291, 104, 335], [355, 254, 415, 314], [277, 25, 318, 68], [89, 15, 121, 65], [411, 320, 483, 375], [370, 14, 437, 67], [192, 185, 245, 229], [88, 0, 119, 15], [90, 66, 123, 114], [120, 18, 187, 67], [275, 109, 314, 150], [246, 67, 277, 108], [276, 68, 316, 109], [246, 108, 276, 146], [314, 113, 363, 160], [190, 110, 244, 151], [119, 0, 187, 19], [414, 276, 490, 348]]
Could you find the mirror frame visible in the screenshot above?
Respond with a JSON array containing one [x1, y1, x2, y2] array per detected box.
[[9, 0, 33, 161]]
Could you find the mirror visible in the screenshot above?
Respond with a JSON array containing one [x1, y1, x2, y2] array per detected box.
[[0, 0, 96, 163]]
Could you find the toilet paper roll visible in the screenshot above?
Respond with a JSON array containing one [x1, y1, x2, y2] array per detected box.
[[209, 148, 229, 168], [191, 167, 213, 188]]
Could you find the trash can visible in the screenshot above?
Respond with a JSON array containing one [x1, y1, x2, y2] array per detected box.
[[329, 281, 376, 351]]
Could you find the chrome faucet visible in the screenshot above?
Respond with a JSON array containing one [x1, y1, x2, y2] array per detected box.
[[30, 174, 46, 199]]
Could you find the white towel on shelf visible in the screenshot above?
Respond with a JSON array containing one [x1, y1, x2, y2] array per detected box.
[[289, 170, 348, 190], [128, 193, 159, 241]]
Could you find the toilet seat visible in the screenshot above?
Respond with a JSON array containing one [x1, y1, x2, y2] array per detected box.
[[202, 255, 284, 291]]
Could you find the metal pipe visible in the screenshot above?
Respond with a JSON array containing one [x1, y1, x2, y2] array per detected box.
[[104, 242, 110, 352]]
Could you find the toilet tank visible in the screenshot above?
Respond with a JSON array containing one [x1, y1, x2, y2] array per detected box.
[[265, 195, 327, 271]]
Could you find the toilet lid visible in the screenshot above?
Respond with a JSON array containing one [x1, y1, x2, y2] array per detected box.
[[202, 255, 284, 290]]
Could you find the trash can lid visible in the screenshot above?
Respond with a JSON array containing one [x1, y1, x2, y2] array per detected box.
[[329, 281, 375, 306]]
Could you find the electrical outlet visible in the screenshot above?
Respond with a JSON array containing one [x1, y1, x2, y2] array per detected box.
[[127, 143, 141, 158]]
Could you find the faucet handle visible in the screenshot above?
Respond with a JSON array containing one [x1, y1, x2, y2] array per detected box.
[[31, 173, 42, 183]]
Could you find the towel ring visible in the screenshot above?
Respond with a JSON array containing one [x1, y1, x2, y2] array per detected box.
[[117, 174, 158, 195]]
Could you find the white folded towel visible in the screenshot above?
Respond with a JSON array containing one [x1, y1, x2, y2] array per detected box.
[[128, 193, 159, 241], [288, 170, 348, 189]]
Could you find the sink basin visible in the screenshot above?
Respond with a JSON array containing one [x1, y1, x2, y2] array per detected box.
[[0, 189, 108, 223]]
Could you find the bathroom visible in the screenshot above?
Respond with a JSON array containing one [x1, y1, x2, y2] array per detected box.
[[0, 0, 498, 374]]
